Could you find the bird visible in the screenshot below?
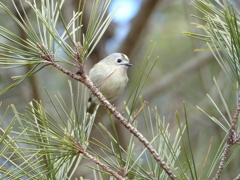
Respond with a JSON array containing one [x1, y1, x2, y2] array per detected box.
[[87, 53, 132, 114]]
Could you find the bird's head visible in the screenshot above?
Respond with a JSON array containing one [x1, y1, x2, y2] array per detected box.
[[102, 53, 133, 68]]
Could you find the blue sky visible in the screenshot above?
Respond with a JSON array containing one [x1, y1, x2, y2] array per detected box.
[[109, 0, 142, 24], [106, 0, 142, 53]]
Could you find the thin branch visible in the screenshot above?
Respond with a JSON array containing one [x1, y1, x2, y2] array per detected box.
[[97, 69, 117, 87], [133, 101, 148, 121], [42, 52, 177, 179], [74, 139, 124, 180], [199, 136, 213, 180], [214, 94, 240, 180], [82, 75, 176, 179], [233, 174, 240, 180]]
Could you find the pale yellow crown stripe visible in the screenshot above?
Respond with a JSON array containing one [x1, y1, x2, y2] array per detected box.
[[121, 53, 129, 60]]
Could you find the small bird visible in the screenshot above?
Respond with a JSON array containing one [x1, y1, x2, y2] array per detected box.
[[87, 53, 132, 114]]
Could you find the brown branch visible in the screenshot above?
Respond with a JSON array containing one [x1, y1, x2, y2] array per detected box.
[[133, 101, 148, 121], [214, 94, 240, 180], [97, 69, 117, 87], [74, 140, 124, 180], [233, 174, 240, 180], [43, 56, 176, 179], [83, 75, 176, 179]]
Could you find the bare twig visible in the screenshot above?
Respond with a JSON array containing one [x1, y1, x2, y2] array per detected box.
[[97, 69, 117, 87], [233, 174, 240, 180], [118, 166, 128, 178], [41, 52, 177, 179], [74, 139, 124, 180], [83, 75, 176, 179], [199, 136, 213, 180], [214, 94, 240, 180], [133, 101, 148, 121]]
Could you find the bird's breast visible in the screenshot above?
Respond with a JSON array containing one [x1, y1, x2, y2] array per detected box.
[[99, 68, 128, 101]]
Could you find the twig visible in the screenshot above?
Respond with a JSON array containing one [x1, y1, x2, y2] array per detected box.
[[199, 136, 213, 180], [74, 139, 125, 180], [97, 69, 117, 87], [133, 101, 148, 121], [42, 53, 177, 179], [233, 174, 240, 180], [83, 74, 176, 179], [214, 94, 240, 180]]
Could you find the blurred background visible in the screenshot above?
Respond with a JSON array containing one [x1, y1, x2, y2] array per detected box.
[[0, 0, 239, 179]]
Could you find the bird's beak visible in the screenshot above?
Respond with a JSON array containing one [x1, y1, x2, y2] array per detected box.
[[124, 63, 133, 67]]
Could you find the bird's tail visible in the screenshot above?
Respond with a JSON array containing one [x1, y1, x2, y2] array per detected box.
[[87, 102, 97, 114]]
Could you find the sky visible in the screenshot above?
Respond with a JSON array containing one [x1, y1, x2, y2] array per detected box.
[[106, 0, 142, 53], [109, 0, 142, 24]]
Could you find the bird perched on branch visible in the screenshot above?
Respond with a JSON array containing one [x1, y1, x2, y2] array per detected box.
[[87, 53, 132, 114]]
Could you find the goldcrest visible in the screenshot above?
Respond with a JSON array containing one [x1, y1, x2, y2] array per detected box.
[[87, 53, 132, 114]]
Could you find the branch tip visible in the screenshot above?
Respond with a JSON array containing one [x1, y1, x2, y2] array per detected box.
[[74, 41, 83, 62]]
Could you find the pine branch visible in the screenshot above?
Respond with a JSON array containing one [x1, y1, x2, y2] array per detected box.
[[187, 1, 240, 178], [73, 137, 124, 180], [40, 48, 177, 179], [233, 174, 240, 180], [214, 94, 240, 180], [0, 1, 177, 178]]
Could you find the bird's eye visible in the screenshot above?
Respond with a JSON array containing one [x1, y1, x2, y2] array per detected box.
[[117, 59, 122, 63]]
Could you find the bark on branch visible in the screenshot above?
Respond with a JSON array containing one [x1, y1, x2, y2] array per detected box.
[[42, 52, 177, 179], [214, 94, 240, 180], [74, 138, 125, 180]]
